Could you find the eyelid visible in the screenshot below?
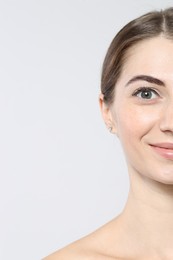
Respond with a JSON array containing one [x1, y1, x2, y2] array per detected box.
[[132, 87, 159, 97]]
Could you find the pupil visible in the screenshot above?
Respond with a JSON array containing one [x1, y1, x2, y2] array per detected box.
[[142, 91, 151, 99]]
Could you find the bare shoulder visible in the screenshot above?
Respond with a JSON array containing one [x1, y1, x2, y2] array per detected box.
[[43, 243, 121, 260], [42, 239, 111, 260], [43, 247, 110, 260], [42, 244, 85, 260], [43, 217, 125, 260]]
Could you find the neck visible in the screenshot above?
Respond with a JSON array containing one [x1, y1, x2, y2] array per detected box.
[[121, 169, 173, 257]]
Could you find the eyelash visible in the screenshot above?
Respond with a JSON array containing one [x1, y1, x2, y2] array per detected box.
[[132, 87, 159, 99]]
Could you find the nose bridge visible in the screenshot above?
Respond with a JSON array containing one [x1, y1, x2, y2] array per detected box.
[[160, 98, 173, 132]]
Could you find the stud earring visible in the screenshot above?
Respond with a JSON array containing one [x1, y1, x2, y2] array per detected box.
[[108, 126, 113, 133]]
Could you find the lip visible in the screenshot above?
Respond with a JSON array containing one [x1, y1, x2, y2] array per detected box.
[[150, 143, 173, 160]]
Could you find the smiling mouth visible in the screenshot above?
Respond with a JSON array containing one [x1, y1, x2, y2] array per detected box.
[[150, 143, 173, 160]]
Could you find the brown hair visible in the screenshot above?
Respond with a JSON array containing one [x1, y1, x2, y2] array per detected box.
[[101, 7, 173, 106]]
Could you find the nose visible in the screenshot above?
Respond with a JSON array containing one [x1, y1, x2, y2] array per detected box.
[[159, 100, 173, 133]]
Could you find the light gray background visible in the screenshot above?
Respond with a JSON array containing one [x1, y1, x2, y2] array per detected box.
[[0, 0, 172, 259]]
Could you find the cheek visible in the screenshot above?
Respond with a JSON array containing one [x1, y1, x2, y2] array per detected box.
[[115, 106, 158, 142], [117, 116, 138, 142]]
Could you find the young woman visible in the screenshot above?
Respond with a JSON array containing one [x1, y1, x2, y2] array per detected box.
[[44, 7, 173, 259]]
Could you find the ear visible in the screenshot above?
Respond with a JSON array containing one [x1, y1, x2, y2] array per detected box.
[[99, 93, 117, 134]]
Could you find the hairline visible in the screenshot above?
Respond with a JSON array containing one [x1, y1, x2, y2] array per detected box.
[[105, 33, 173, 107]]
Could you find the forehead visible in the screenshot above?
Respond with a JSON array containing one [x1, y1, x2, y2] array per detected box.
[[119, 36, 173, 84]]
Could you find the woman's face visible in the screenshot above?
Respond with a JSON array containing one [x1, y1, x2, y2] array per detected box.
[[101, 36, 173, 184]]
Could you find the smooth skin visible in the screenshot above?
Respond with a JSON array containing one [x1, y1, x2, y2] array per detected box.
[[44, 36, 173, 260]]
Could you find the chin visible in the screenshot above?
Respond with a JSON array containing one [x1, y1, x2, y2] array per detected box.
[[157, 179, 173, 185], [154, 172, 173, 185]]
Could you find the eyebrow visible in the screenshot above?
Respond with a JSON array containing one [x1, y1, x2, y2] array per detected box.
[[125, 75, 165, 87]]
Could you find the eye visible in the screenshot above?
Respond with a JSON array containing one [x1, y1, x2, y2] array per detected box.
[[132, 87, 159, 99]]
